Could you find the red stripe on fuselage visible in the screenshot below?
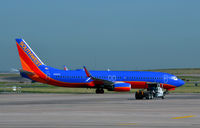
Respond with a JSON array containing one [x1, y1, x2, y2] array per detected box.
[[114, 87, 131, 92], [125, 81, 176, 89]]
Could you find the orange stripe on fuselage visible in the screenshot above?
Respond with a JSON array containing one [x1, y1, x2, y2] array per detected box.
[[18, 56, 48, 83]]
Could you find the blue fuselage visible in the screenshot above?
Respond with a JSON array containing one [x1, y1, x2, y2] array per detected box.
[[35, 65, 184, 89]]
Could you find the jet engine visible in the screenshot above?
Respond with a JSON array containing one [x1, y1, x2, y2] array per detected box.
[[113, 82, 131, 92]]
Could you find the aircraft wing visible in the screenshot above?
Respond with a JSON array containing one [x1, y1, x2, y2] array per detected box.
[[92, 77, 113, 85], [83, 66, 114, 86]]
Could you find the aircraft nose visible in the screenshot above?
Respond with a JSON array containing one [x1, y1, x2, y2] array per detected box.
[[177, 79, 185, 87]]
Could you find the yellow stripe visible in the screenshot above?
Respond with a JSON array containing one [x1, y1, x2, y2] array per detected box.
[[118, 123, 137, 125], [171, 115, 196, 119]]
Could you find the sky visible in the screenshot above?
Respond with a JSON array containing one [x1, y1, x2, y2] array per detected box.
[[0, 0, 200, 71]]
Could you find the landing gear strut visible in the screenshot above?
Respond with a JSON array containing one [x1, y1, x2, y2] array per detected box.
[[96, 88, 104, 94]]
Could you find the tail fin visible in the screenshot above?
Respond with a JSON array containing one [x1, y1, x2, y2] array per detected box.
[[16, 39, 44, 72]]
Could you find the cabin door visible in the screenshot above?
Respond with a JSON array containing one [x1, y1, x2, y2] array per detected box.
[[164, 75, 168, 84], [45, 67, 51, 82]]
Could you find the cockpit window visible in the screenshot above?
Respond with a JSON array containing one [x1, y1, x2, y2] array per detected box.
[[171, 76, 178, 80]]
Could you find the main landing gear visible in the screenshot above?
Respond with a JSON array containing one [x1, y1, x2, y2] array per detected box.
[[96, 88, 104, 94]]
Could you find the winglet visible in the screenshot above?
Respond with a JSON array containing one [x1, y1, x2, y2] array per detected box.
[[83, 66, 91, 77]]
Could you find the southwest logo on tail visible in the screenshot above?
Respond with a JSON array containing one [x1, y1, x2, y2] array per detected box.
[[19, 40, 43, 67], [16, 39, 45, 73], [16, 38, 185, 99]]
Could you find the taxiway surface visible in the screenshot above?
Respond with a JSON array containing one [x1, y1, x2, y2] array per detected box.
[[0, 93, 199, 128]]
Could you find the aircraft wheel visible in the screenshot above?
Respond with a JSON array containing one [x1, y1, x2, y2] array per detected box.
[[146, 95, 150, 100], [146, 93, 151, 99], [139, 90, 144, 99], [96, 89, 100, 94], [96, 88, 104, 94], [135, 92, 139, 100], [150, 94, 154, 99], [100, 88, 104, 94], [135, 91, 144, 100]]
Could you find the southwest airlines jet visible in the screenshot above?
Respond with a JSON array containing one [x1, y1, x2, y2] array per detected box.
[[16, 39, 184, 99]]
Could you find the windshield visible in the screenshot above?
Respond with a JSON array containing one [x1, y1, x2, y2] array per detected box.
[[171, 76, 178, 80]]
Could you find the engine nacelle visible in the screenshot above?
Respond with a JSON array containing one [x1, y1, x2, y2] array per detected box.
[[113, 82, 131, 92]]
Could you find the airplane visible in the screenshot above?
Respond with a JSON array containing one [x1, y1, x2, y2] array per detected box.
[[16, 38, 184, 99]]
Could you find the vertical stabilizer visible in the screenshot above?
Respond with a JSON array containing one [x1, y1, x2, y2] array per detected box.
[[16, 39, 44, 72]]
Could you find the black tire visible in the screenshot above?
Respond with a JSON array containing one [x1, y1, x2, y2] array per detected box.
[[150, 94, 154, 99], [96, 89, 100, 94], [145, 93, 150, 99], [139, 90, 144, 99], [100, 88, 104, 94], [135, 90, 144, 100], [96, 88, 104, 94], [135, 92, 139, 100]]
